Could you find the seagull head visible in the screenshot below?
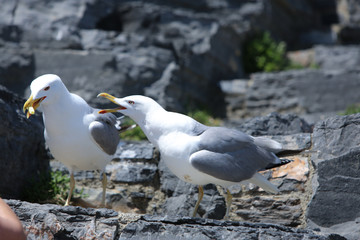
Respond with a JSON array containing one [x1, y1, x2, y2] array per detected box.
[[23, 74, 67, 118], [97, 93, 162, 120]]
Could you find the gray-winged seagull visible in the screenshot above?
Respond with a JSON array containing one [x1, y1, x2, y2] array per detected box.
[[97, 93, 291, 219], [23, 74, 121, 207]]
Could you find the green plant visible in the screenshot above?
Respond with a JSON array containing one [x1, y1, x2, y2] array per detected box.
[[243, 32, 293, 73], [120, 117, 147, 141], [340, 104, 360, 115], [187, 109, 221, 126], [22, 170, 71, 204]]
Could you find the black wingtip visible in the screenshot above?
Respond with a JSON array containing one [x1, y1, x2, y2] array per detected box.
[[264, 158, 293, 170]]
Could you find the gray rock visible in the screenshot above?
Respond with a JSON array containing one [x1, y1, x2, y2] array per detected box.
[[307, 113, 360, 240], [0, 0, 340, 115], [158, 159, 226, 219], [0, 45, 34, 94], [6, 199, 119, 240], [108, 161, 157, 183], [337, 0, 360, 44], [120, 215, 340, 240], [311, 113, 360, 161], [0, 85, 49, 199], [50, 141, 159, 211], [111, 141, 158, 183], [234, 196, 303, 227], [224, 112, 313, 136], [314, 45, 360, 70], [241, 69, 360, 121], [270, 133, 312, 152], [0, 0, 83, 49], [33, 46, 174, 108], [7, 199, 344, 239], [114, 141, 156, 162]]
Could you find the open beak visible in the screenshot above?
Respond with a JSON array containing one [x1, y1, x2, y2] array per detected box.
[[23, 94, 46, 118], [97, 93, 126, 114]]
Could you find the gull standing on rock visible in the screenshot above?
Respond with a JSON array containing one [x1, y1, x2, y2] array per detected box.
[[97, 93, 291, 219], [23, 74, 121, 207]]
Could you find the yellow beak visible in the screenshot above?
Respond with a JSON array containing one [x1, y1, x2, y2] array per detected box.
[[97, 93, 117, 104], [23, 94, 46, 118], [97, 92, 126, 114]]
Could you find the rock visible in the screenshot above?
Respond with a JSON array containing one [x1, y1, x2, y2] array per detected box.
[[240, 69, 360, 122], [1, 0, 83, 49], [50, 141, 159, 211], [337, 0, 360, 44], [33, 47, 174, 108], [270, 133, 312, 152], [0, 0, 342, 115], [120, 215, 340, 240], [314, 45, 360, 70], [113, 141, 157, 162], [233, 196, 303, 227], [287, 49, 315, 68], [307, 113, 360, 240], [6, 200, 344, 239], [0, 85, 49, 199], [158, 159, 226, 219], [6, 199, 119, 240], [108, 161, 157, 184], [0, 45, 34, 94], [224, 112, 313, 136]]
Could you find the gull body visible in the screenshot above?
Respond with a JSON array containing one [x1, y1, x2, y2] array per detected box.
[[24, 75, 120, 206], [98, 94, 288, 219]]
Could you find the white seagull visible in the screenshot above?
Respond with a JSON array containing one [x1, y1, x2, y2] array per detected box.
[[97, 93, 290, 219], [23, 74, 121, 207]]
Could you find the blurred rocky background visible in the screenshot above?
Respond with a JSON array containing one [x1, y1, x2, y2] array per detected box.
[[1, 0, 360, 239]]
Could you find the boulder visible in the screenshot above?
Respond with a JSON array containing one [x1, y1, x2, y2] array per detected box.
[[314, 45, 360, 70], [307, 113, 360, 240], [224, 112, 313, 136], [0, 44, 34, 94], [0, 0, 342, 115], [337, 0, 360, 44], [0, 85, 49, 199], [237, 69, 360, 122]]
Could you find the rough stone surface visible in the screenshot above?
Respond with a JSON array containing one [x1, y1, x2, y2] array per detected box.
[[0, 85, 49, 199], [241, 69, 360, 121], [0, 44, 34, 94], [337, 0, 360, 43], [6, 199, 119, 240], [7, 200, 342, 240], [50, 141, 159, 212], [120, 215, 339, 240], [307, 113, 360, 240], [314, 45, 360, 70], [0, 0, 343, 116], [224, 112, 313, 136]]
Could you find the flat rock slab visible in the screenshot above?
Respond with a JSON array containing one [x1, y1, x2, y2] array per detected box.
[[7, 200, 343, 239], [120, 215, 340, 240]]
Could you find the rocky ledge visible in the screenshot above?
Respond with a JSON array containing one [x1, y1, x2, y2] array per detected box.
[[6, 199, 343, 240]]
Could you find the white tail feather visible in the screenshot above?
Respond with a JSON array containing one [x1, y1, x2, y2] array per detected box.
[[253, 136, 282, 153], [249, 173, 279, 194]]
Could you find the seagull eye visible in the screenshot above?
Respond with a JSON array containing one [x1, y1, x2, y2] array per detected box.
[[44, 86, 50, 91], [128, 100, 135, 105]]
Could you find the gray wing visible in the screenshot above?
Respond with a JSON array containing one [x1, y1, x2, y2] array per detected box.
[[190, 127, 279, 182], [89, 110, 120, 155]]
